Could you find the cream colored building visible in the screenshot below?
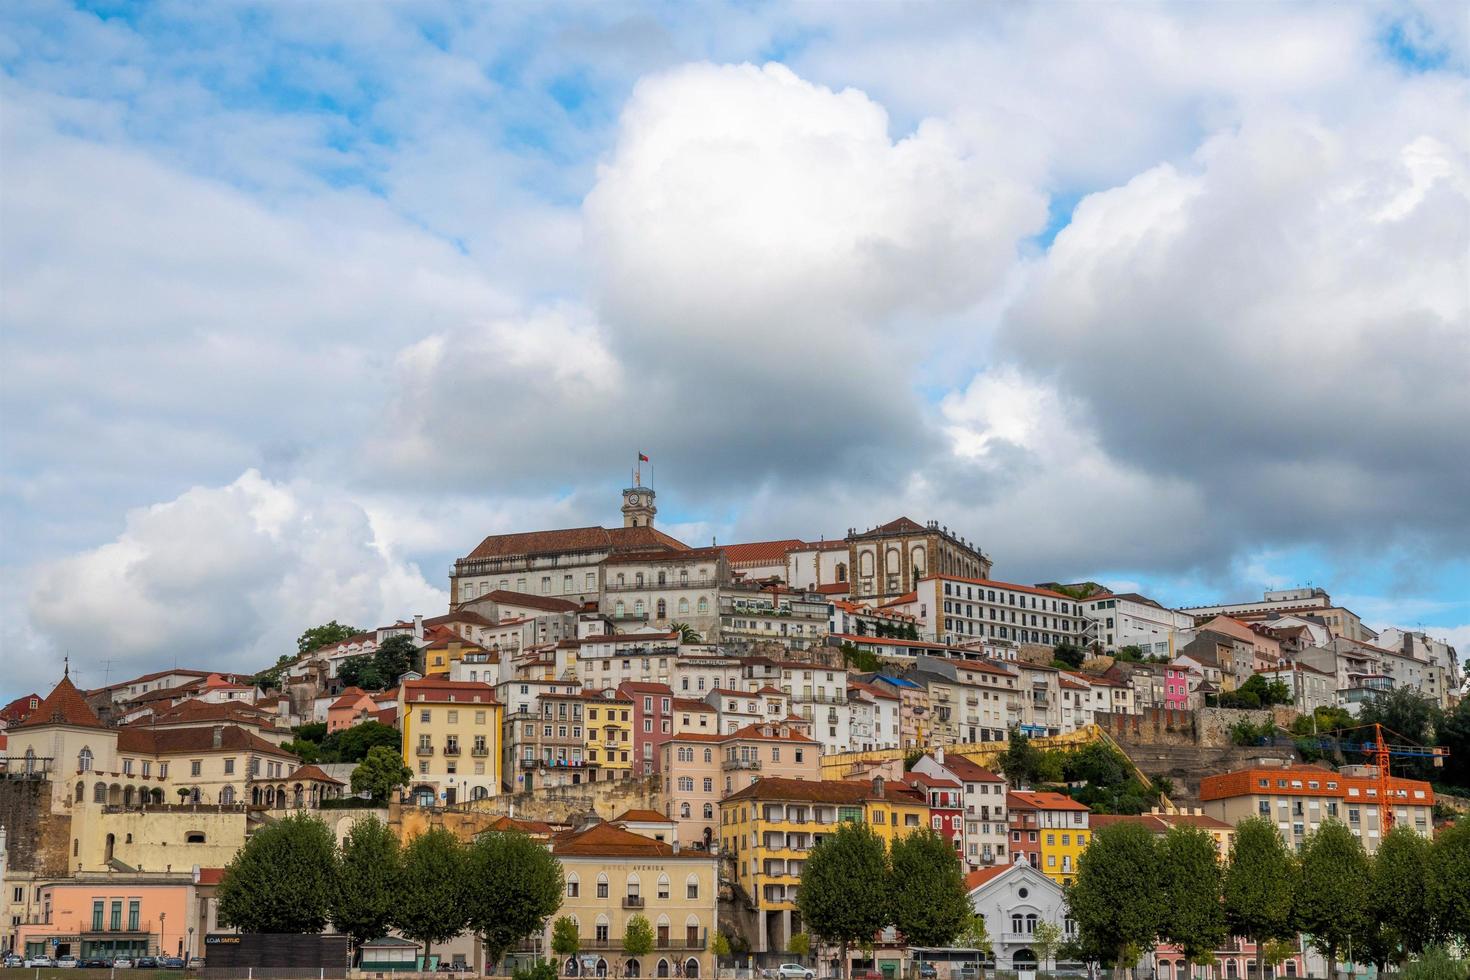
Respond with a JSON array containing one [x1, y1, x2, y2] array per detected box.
[[399, 679, 503, 805], [69, 805, 247, 873], [660, 722, 822, 848], [548, 823, 718, 980], [600, 547, 729, 637]]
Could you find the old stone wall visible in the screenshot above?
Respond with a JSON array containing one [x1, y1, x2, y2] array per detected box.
[[1097, 706, 1299, 748], [0, 779, 72, 876], [388, 777, 662, 842]]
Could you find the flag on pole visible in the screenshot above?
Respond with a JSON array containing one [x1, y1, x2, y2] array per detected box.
[[638, 452, 649, 462]]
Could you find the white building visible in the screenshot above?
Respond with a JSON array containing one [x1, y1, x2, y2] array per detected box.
[[966, 863, 1077, 971], [915, 576, 1089, 650], [600, 547, 728, 637], [770, 661, 851, 754], [914, 748, 1009, 868], [1079, 592, 1195, 656], [847, 681, 902, 751], [567, 630, 684, 689]]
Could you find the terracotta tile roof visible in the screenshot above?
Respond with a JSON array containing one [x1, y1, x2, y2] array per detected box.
[[289, 764, 344, 784], [329, 688, 371, 710], [935, 755, 1004, 783], [618, 681, 675, 696], [116, 724, 298, 758], [1200, 765, 1433, 804], [1007, 790, 1090, 812], [13, 675, 106, 730], [195, 868, 226, 886], [964, 865, 1016, 891], [814, 583, 849, 595], [721, 539, 804, 566], [1, 693, 42, 724], [672, 698, 715, 712], [424, 611, 498, 629], [848, 681, 899, 700], [465, 525, 688, 561], [400, 679, 500, 704], [463, 590, 582, 614], [603, 545, 726, 564], [90, 668, 215, 694], [145, 700, 277, 727], [905, 771, 960, 788], [862, 517, 928, 536], [881, 592, 918, 607], [613, 808, 674, 824], [552, 822, 680, 857], [722, 776, 925, 806], [724, 723, 817, 743]]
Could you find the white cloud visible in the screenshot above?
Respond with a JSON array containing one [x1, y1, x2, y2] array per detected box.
[[23, 471, 446, 694]]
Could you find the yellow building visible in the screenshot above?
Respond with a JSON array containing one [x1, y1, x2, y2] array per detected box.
[[400, 679, 503, 805], [582, 689, 634, 781], [719, 776, 928, 953], [546, 823, 718, 980], [423, 635, 489, 677], [1006, 791, 1089, 885]]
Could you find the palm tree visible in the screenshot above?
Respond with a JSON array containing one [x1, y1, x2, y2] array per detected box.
[[669, 622, 703, 644]]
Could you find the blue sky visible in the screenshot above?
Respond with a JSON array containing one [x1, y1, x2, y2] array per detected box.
[[1, 1, 1467, 698]]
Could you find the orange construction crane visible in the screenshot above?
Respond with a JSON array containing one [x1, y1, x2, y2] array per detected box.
[[1363, 722, 1448, 832]]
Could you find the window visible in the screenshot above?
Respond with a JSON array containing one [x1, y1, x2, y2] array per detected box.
[[597, 874, 609, 899], [110, 900, 123, 931], [128, 900, 140, 931], [567, 876, 580, 898], [78, 747, 93, 772], [421, 709, 431, 723], [224, 758, 235, 775], [92, 901, 104, 931]]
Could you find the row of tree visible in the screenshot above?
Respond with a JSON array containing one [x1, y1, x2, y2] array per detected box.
[[795, 824, 976, 977], [217, 814, 563, 967], [1069, 816, 1470, 980]]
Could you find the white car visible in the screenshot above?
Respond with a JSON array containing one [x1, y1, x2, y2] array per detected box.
[[24, 955, 55, 968], [113, 958, 134, 969], [776, 965, 815, 980], [57, 955, 80, 968]]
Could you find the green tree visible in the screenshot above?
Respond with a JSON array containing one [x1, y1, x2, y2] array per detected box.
[[787, 932, 811, 957], [1370, 826, 1433, 962], [551, 916, 580, 960], [1032, 921, 1063, 974], [218, 812, 338, 933], [1427, 816, 1470, 947], [375, 634, 419, 680], [339, 654, 386, 690], [1222, 818, 1296, 980], [796, 821, 889, 979], [331, 720, 402, 764], [1157, 826, 1226, 968], [668, 621, 703, 644], [1294, 821, 1369, 978], [333, 816, 402, 957], [623, 914, 654, 959], [1053, 644, 1086, 670], [1435, 699, 1470, 792], [465, 830, 565, 972], [299, 620, 361, 655], [1401, 947, 1470, 980], [889, 830, 971, 947], [956, 913, 992, 958], [395, 828, 468, 963], [1067, 822, 1164, 980], [711, 933, 731, 960], [352, 745, 413, 802], [1000, 732, 1045, 788]]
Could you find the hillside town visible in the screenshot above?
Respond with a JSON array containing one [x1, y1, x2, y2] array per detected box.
[[2, 482, 1467, 978]]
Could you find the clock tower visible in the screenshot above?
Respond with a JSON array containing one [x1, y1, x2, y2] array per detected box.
[[622, 486, 656, 528]]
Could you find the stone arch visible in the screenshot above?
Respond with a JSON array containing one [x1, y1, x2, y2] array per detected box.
[[656, 959, 669, 978], [685, 960, 699, 978], [123, 785, 135, 806], [107, 783, 122, 805], [625, 961, 640, 978]]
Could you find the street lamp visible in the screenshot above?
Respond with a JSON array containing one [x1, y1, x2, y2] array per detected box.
[[159, 912, 166, 960]]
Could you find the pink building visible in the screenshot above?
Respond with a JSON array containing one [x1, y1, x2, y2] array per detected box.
[[326, 687, 377, 732], [15, 873, 195, 961], [1163, 667, 1190, 709]]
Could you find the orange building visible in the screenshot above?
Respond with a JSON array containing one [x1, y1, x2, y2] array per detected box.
[[15, 872, 196, 961]]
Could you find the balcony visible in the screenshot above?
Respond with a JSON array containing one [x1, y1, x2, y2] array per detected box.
[[471, 746, 489, 757], [622, 895, 645, 909], [656, 931, 709, 951], [416, 745, 435, 757], [723, 758, 762, 772], [443, 744, 461, 756]]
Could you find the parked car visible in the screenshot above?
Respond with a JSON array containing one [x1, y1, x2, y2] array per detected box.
[[160, 956, 187, 969], [113, 957, 134, 968], [23, 955, 55, 968], [81, 957, 113, 969], [56, 955, 80, 968], [2, 954, 24, 968], [135, 956, 160, 969], [187, 956, 206, 970], [916, 964, 938, 979], [776, 965, 815, 980]]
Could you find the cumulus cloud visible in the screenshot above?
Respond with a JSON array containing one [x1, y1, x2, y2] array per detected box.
[[22, 471, 446, 694], [1000, 107, 1470, 560]]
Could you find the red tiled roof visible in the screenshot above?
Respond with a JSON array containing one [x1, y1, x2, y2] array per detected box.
[[401, 679, 500, 704], [964, 865, 1015, 891], [465, 525, 688, 561], [463, 590, 582, 614], [618, 681, 675, 695], [424, 611, 499, 629], [13, 675, 106, 730], [723, 776, 925, 806], [1007, 790, 1090, 812], [195, 868, 226, 886], [935, 755, 1004, 783], [724, 723, 817, 743], [905, 771, 961, 788], [289, 764, 344, 784], [721, 539, 804, 566], [848, 681, 899, 701], [672, 698, 715, 712], [117, 724, 298, 758], [814, 583, 849, 595], [1, 693, 42, 725], [552, 822, 680, 857], [143, 700, 277, 727], [604, 545, 726, 565]]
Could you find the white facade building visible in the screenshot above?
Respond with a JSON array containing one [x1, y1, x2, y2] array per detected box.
[[1079, 592, 1195, 656], [916, 576, 1089, 650], [967, 863, 1077, 971]]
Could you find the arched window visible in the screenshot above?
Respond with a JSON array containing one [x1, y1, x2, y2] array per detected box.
[[78, 747, 93, 772], [686, 875, 700, 900], [186, 831, 206, 844], [219, 786, 235, 805], [657, 959, 669, 978], [656, 599, 667, 619], [678, 777, 693, 792], [1025, 913, 1038, 934], [678, 598, 690, 615], [702, 803, 713, 820], [93, 782, 107, 803], [657, 875, 670, 900], [566, 874, 580, 898], [634, 600, 645, 617], [697, 597, 709, 614], [836, 562, 847, 582], [685, 960, 699, 978], [703, 748, 712, 763], [596, 873, 609, 899], [680, 803, 691, 818], [625, 961, 640, 978]]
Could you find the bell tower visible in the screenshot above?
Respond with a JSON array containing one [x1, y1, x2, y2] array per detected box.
[[622, 486, 656, 528]]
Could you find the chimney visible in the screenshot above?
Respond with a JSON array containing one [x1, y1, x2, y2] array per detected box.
[[212, 725, 223, 749], [414, 615, 424, 642]]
